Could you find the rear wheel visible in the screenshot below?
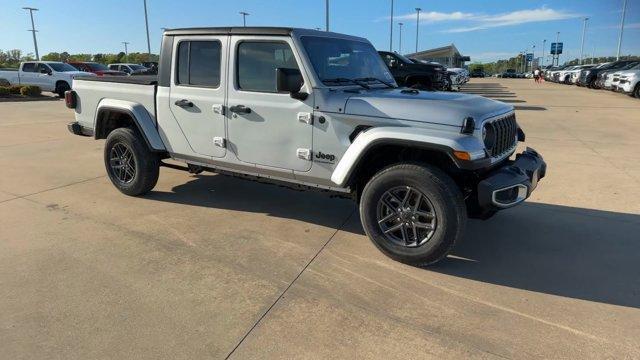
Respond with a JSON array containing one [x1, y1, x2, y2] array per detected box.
[[633, 84, 640, 98], [55, 81, 70, 98], [359, 163, 466, 266], [104, 127, 159, 196]]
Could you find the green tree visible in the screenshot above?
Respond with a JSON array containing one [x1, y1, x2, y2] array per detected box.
[[42, 52, 62, 61]]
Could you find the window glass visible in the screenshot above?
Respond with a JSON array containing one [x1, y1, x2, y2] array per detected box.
[[38, 63, 50, 73], [22, 63, 36, 72], [300, 36, 395, 85], [177, 42, 189, 84], [47, 63, 77, 72], [176, 41, 221, 87], [237, 42, 299, 92]]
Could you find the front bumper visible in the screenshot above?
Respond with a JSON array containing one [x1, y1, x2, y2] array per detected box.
[[476, 147, 546, 210], [616, 81, 634, 93]]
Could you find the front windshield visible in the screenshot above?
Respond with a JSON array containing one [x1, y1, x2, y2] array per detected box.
[[87, 62, 109, 71], [129, 64, 146, 70], [301, 36, 396, 86], [47, 62, 79, 72]]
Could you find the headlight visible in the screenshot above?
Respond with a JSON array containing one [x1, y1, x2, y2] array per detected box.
[[483, 123, 496, 150]]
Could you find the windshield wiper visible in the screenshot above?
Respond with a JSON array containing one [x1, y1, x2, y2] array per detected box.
[[323, 77, 370, 89], [354, 77, 397, 88]]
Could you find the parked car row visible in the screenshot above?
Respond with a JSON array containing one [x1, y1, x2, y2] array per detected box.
[[0, 61, 96, 97], [545, 60, 640, 98], [0, 60, 158, 97], [378, 51, 469, 92]]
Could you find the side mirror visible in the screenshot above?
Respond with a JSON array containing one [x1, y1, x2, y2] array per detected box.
[[40, 68, 51, 75], [276, 68, 307, 100]]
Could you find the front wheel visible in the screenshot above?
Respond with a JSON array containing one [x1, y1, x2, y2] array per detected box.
[[359, 164, 466, 266], [104, 127, 159, 196]]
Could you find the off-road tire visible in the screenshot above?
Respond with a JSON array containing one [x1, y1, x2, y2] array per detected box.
[[104, 127, 159, 196], [359, 163, 466, 266], [633, 83, 640, 99], [56, 81, 70, 98]]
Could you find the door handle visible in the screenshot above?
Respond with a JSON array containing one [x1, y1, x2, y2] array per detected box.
[[229, 105, 252, 114], [174, 99, 193, 108]]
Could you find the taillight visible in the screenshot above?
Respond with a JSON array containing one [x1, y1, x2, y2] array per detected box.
[[65, 90, 77, 109]]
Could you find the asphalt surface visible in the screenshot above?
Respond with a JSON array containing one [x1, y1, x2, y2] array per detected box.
[[1, 79, 639, 359]]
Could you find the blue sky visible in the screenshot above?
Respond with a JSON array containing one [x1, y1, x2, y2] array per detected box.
[[1, 0, 638, 63]]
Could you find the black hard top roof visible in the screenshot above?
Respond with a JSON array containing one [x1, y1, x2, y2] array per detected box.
[[163, 27, 294, 36]]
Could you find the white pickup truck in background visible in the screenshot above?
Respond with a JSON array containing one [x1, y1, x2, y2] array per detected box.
[[0, 61, 95, 97]]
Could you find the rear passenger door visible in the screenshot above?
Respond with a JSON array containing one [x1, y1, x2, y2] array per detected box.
[[19, 62, 38, 85], [169, 36, 227, 158]]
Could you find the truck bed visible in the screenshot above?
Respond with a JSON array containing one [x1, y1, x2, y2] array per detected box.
[[72, 76, 157, 131], [74, 75, 158, 85]]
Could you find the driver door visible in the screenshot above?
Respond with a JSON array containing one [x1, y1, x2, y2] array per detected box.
[[226, 36, 313, 172]]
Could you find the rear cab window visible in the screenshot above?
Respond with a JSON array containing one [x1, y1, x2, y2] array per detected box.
[[175, 40, 222, 87], [22, 63, 36, 72]]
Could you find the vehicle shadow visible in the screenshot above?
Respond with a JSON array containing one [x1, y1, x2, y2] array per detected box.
[[146, 173, 356, 230], [146, 173, 640, 309], [433, 202, 640, 309]]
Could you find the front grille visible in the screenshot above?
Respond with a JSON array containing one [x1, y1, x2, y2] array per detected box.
[[488, 113, 517, 157]]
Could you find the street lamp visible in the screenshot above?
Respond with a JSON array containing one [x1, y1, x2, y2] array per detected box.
[[22, 7, 40, 60], [143, 0, 151, 60], [122, 42, 130, 62], [415, 8, 421, 53], [531, 44, 536, 72], [325, 0, 329, 31], [389, 0, 394, 51], [579, 17, 589, 64], [616, 0, 628, 60], [239, 11, 250, 27], [555, 31, 560, 66], [398, 22, 404, 54]]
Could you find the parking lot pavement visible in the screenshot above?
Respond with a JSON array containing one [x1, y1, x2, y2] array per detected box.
[[1, 79, 639, 359]]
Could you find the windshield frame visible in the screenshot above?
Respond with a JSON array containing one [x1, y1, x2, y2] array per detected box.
[[298, 35, 397, 88]]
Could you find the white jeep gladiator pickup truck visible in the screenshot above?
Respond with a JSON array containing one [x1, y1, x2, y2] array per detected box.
[[66, 27, 546, 266], [0, 61, 95, 97]]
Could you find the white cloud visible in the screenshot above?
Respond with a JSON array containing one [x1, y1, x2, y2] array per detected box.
[[392, 11, 475, 23], [441, 7, 582, 33]]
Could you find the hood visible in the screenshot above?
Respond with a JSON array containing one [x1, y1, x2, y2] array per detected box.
[[343, 89, 512, 126]]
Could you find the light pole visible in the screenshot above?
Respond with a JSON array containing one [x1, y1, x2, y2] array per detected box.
[[122, 42, 130, 62], [579, 17, 589, 64], [616, 0, 628, 60], [143, 0, 151, 60], [239, 11, 249, 27], [415, 8, 421, 53], [531, 45, 535, 72], [389, 0, 394, 51], [325, 0, 329, 31], [22, 7, 40, 60], [542, 39, 546, 67], [398, 22, 404, 54], [555, 31, 560, 66]]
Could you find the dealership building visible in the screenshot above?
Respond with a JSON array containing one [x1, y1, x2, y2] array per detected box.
[[405, 44, 470, 68]]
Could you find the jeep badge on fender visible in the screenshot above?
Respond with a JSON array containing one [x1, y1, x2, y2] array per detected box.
[[315, 151, 336, 163]]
